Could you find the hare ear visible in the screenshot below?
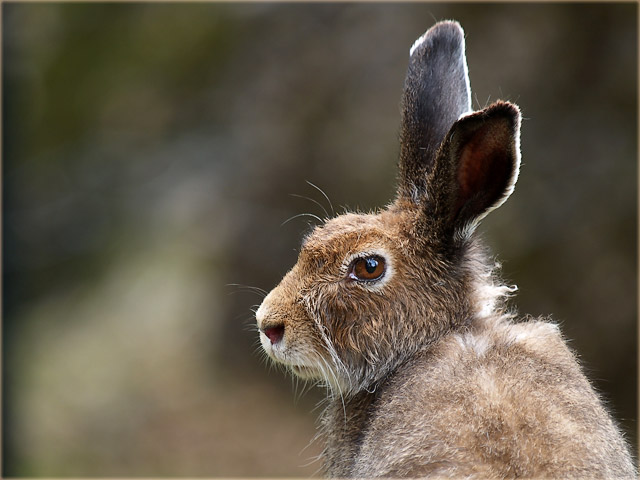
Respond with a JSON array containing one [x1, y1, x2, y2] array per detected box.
[[398, 21, 471, 200], [428, 101, 522, 239]]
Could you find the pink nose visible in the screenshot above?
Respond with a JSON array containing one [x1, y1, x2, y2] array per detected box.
[[263, 325, 285, 344]]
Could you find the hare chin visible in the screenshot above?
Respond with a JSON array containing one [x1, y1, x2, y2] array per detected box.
[[289, 364, 321, 379], [290, 363, 351, 394], [265, 347, 323, 380]]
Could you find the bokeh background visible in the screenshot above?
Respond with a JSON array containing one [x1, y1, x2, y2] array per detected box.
[[2, 2, 637, 477]]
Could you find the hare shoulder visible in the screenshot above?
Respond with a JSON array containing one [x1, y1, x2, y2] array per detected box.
[[324, 316, 632, 478]]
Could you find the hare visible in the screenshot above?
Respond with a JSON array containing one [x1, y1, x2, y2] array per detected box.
[[255, 21, 636, 478]]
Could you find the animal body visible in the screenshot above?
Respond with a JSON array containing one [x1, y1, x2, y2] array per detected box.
[[256, 21, 636, 478]]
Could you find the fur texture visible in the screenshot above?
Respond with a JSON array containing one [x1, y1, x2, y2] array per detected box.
[[256, 20, 636, 478]]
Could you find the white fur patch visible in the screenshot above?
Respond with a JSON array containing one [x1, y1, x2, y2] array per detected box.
[[454, 331, 491, 357], [473, 281, 517, 319], [496, 321, 562, 358], [477, 369, 499, 398], [508, 321, 560, 346], [513, 330, 531, 343]]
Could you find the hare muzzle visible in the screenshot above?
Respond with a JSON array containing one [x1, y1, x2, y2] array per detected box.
[[255, 276, 326, 380]]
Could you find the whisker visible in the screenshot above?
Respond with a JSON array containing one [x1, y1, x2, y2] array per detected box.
[[226, 283, 268, 298], [243, 321, 260, 332], [306, 180, 335, 217], [253, 343, 267, 357], [289, 193, 330, 219], [473, 91, 481, 111], [299, 449, 322, 469], [281, 212, 324, 226], [235, 311, 257, 322], [318, 355, 346, 422], [300, 379, 314, 398]]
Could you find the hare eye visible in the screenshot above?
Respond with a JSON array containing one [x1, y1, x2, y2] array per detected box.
[[349, 256, 386, 282]]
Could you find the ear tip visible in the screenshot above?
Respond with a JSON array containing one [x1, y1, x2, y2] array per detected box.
[[459, 101, 522, 133], [430, 19, 465, 36], [409, 20, 465, 57], [485, 101, 522, 128]]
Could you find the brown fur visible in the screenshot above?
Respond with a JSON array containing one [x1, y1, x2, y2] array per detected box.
[[256, 21, 635, 478]]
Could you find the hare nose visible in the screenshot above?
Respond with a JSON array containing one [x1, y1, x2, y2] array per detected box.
[[263, 324, 285, 345]]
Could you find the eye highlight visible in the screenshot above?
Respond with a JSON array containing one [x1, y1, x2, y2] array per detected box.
[[348, 255, 386, 282]]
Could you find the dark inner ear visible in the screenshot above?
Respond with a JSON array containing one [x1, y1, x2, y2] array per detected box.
[[418, 101, 521, 238], [452, 119, 515, 224]]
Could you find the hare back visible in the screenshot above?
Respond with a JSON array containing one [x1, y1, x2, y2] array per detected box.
[[321, 315, 635, 478]]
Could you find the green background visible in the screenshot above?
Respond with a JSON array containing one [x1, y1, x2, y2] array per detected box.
[[3, 2, 637, 476]]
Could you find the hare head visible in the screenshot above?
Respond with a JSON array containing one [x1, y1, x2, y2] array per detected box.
[[256, 21, 521, 396]]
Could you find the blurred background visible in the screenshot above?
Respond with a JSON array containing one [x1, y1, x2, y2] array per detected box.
[[2, 3, 637, 477]]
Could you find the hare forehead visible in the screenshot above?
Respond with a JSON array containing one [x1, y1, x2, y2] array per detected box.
[[302, 213, 396, 253]]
